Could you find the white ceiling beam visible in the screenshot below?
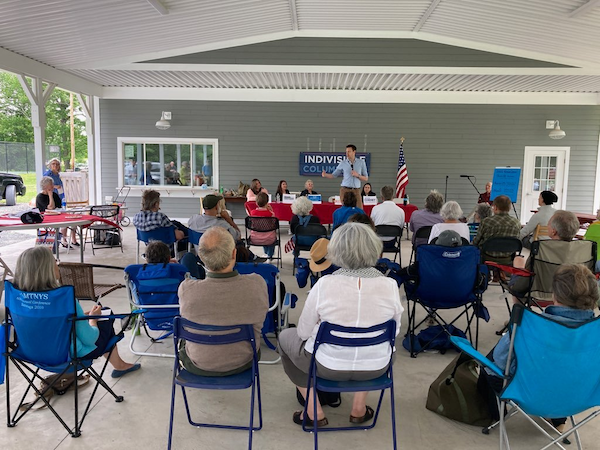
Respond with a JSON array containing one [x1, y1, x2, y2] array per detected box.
[[101, 86, 600, 105], [413, 0, 442, 32], [289, 0, 299, 31], [568, 0, 600, 18], [0, 48, 103, 96], [146, 0, 169, 16], [99, 63, 600, 76], [68, 28, 600, 72]]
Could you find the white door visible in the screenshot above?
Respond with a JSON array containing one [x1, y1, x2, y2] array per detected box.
[[520, 147, 569, 224]]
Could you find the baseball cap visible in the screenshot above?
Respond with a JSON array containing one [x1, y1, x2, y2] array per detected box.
[[203, 194, 223, 210], [436, 230, 462, 247]]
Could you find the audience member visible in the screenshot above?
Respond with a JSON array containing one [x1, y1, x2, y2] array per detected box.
[[428, 201, 470, 243], [473, 195, 521, 264], [189, 194, 262, 262], [145, 241, 205, 280], [347, 213, 375, 231], [177, 227, 269, 376], [43, 159, 80, 248], [133, 190, 188, 252], [278, 222, 403, 427], [36, 176, 61, 213], [509, 210, 580, 299], [519, 190, 558, 249], [275, 180, 290, 202], [409, 190, 445, 247], [14, 246, 140, 378], [370, 185, 405, 248], [300, 179, 318, 196], [249, 192, 277, 260], [246, 179, 269, 201], [478, 263, 598, 431], [332, 191, 365, 231]]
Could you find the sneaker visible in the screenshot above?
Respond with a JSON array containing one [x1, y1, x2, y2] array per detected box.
[[253, 257, 268, 264]]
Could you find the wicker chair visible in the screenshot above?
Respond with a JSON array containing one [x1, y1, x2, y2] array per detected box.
[[58, 262, 124, 302]]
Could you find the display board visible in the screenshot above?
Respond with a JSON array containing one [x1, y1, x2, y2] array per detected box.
[[490, 167, 521, 203]]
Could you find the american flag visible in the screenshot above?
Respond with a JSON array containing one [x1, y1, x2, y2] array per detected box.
[[395, 140, 409, 198]]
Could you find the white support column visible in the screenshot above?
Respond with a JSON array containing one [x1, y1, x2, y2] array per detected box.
[[93, 96, 103, 205], [77, 93, 96, 204], [18, 75, 55, 187]]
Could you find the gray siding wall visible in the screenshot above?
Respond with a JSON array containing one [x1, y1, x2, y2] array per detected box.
[[99, 100, 600, 219]]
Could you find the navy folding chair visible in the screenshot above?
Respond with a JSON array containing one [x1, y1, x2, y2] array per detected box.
[[452, 305, 600, 450], [302, 320, 397, 450], [404, 244, 489, 357], [235, 262, 297, 364], [167, 318, 262, 450], [136, 226, 177, 263], [3, 281, 126, 437], [187, 228, 203, 252], [125, 263, 189, 357], [409, 225, 433, 264]]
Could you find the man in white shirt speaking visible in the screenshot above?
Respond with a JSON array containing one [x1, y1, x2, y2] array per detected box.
[[370, 185, 405, 248]]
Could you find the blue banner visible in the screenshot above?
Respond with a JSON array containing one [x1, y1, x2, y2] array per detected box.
[[299, 152, 371, 176]]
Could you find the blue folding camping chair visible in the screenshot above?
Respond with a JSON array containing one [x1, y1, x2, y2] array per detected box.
[[136, 226, 177, 263], [3, 281, 127, 437], [404, 244, 489, 357], [187, 228, 203, 252], [167, 318, 262, 450], [302, 320, 398, 450], [235, 262, 297, 364], [452, 305, 600, 450], [125, 263, 189, 358]]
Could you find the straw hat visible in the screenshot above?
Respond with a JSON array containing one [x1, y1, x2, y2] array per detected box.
[[309, 238, 332, 272]]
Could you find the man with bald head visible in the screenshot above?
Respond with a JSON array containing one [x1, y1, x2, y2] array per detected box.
[[177, 226, 269, 376]]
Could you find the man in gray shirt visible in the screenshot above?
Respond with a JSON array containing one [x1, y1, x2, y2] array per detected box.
[[322, 144, 369, 209], [188, 194, 241, 241]]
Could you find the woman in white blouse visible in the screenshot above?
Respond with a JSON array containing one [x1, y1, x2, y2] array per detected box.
[[519, 190, 558, 249], [278, 222, 404, 427], [428, 200, 470, 243]]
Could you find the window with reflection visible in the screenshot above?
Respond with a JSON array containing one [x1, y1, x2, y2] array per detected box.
[[121, 139, 217, 188]]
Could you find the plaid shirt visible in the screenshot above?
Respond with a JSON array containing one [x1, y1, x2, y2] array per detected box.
[[473, 213, 521, 259], [133, 210, 172, 231]]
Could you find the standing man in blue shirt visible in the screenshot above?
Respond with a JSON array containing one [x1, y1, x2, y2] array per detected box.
[[321, 144, 369, 209]]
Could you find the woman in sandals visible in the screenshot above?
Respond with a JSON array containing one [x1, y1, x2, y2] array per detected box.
[[13, 246, 141, 378], [278, 222, 403, 427]]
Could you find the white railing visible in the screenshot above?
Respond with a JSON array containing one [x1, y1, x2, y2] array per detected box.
[[61, 172, 89, 203]]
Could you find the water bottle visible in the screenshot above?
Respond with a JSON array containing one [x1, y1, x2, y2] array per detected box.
[[406, 195, 410, 205], [403, 197, 407, 206], [61, 198, 67, 210]]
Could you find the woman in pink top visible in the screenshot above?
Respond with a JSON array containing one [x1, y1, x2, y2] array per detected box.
[[250, 192, 277, 259], [246, 178, 269, 201]]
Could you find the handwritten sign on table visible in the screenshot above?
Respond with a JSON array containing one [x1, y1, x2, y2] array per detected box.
[[490, 167, 521, 203]]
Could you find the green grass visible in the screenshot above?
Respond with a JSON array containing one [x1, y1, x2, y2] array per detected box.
[[14, 172, 37, 205]]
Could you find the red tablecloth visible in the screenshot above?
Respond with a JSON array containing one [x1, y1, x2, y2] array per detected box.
[[245, 201, 418, 225], [0, 213, 120, 229]]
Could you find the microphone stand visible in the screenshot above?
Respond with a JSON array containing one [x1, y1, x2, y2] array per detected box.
[[444, 176, 448, 201], [464, 176, 481, 197]]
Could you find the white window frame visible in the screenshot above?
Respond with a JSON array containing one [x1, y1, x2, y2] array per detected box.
[[117, 137, 219, 196]]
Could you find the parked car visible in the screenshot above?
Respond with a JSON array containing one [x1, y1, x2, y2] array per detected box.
[[0, 172, 26, 206]]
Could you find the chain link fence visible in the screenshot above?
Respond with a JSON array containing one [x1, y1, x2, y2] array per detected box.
[[0, 141, 38, 172]]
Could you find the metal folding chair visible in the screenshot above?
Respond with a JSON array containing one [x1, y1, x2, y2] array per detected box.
[[245, 216, 282, 268], [375, 225, 403, 265], [409, 225, 432, 264], [58, 262, 124, 303], [167, 318, 262, 450], [293, 223, 328, 274], [302, 320, 398, 450], [86, 205, 122, 255]]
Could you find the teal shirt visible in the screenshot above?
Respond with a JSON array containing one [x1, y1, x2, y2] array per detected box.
[[71, 301, 100, 357]]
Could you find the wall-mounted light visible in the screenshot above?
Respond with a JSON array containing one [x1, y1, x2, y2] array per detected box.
[[547, 120, 566, 140], [156, 111, 172, 130]]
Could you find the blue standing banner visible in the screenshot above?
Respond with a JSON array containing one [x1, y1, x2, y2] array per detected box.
[[490, 167, 521, 203], [299, 152, 371, 176]]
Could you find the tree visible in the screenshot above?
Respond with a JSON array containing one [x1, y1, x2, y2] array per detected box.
[[0, 71, 88, 169]]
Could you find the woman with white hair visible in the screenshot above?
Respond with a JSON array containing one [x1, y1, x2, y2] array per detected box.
[[35, 176, 80, 248], [278, 222, 403, 427], [13, 246, 141, 378], [428, 201, 470, 243], [290, 196, 321, 234]]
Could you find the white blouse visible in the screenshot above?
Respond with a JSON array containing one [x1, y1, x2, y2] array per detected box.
[[297, 271, 404, 372]]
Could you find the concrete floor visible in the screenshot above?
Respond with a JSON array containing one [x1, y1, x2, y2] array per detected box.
[[0, 224, 599, 449]]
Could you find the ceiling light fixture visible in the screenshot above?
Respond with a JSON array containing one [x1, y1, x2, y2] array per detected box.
[[156, 111, 171, 130], [548, 120, 566, 140]]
